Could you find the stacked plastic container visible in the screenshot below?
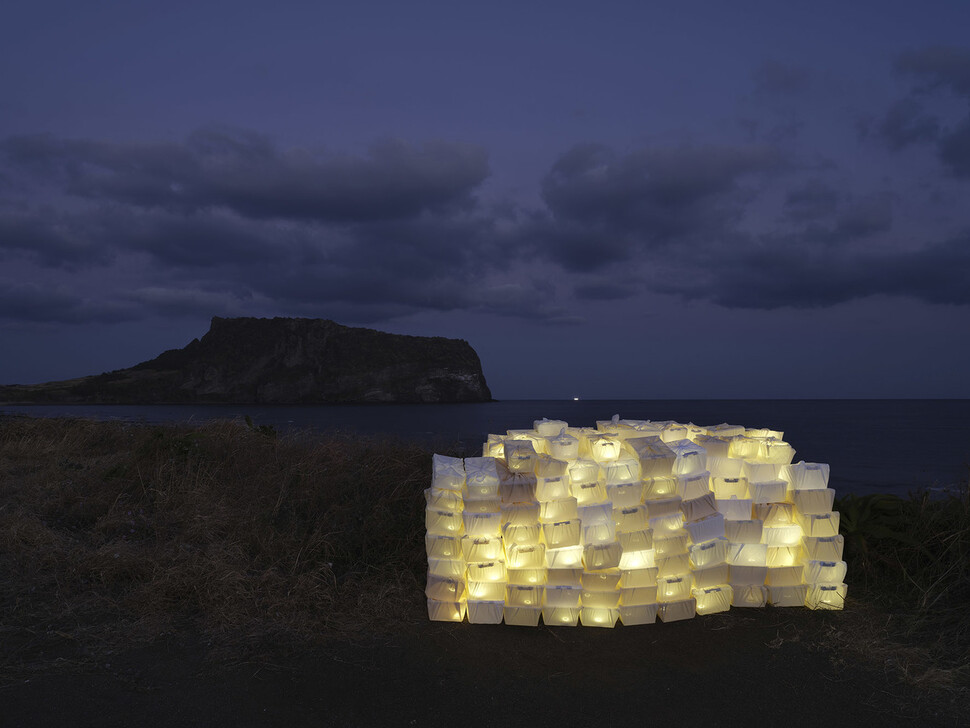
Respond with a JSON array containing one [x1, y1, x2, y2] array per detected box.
[[426, 416, 846, 625]]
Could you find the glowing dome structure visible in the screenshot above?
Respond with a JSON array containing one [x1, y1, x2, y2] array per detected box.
[[426, 416, 845, 626]]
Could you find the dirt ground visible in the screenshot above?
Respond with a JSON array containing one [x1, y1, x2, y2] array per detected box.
[[2, 605, 964, 728]]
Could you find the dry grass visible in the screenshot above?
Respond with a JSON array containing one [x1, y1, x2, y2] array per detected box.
[[0, 415, 434, 665]]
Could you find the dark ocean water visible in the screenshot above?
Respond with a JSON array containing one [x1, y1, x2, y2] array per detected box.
[[2, 400, 968, 497]]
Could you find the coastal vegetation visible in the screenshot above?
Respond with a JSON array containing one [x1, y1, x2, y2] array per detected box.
[[0, 415, 967, 699]]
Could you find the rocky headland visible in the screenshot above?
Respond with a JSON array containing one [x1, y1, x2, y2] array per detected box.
[[0, 317, 492, 404]]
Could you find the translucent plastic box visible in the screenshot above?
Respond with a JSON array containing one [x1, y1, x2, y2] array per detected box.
[[732, 585, 768, 608], [504, 522, 543, 547], [425, 487, 464, 511], [618, 529, 653, 554], [620, 585, 658, 606], [504, 606, 541, 626], [545, 568, 583, 587], [716, 497, 753, 521], [466, 580, 505, 600], [787, 461, 830, 490], [546, 430, 580, 461], [657, 553, 691, 578], [580, 607, 619, 628], [768, 584, 808, 607], [573, 481, 608, 506], [466, 560, 506, 583], [614, 505, 649, 533], [685, 513, 725, 544], [657, 574, 692, 602], [501, 502, 540, 527], [545, 545, 584, 569], [505, 584, 542, 607], [762, 524, 804, 547], [643, 476, 678, 499], [463, 499, 501, 514], [798, 511, 841, 538], [427, 558, 465, 579], [806, 583, 847, 610], [542, 520, 581, 549], [658, 598, 696, 622], [804, 535, 844, 561], [506, 568, 547, 586], [428, 598, 466, 622], [426, 576, 465, 602], [539, 498, 578, 523], [766, 545, 804, 568], [729, 565, 767, 587], [581, 570, 621, 591], [688, 537, 729, 569], [654, 530, 689, 557], [619, 603, 658, 626], [543, 585, 582, 608], [504, 440, 537, 473], [792, 488, 836, 515], [467, 600, 503, 624], [505, 543, 546, 569], [681, 492, 718, 522], [749, 479, 788, 504], [499, 472, 538, 504], [426, 533, 462, 559], [676, 472, 712, 501], [620, 566, 659, 589], [583, 542, 622, 571], [432, 454, 466, 491], [693, 585, 732, 615], [602, 456, 641, 485], [581, 589, 620, 609], [766, 565, 804, 587], [712, 476, 749, 500], [805, 560, 848, 584], [426, 508, 464, 536], [542, 606, 580, 626], [692, 563, 729, 589], [608, 482, 644, 508], [724, 519, 763, 544]]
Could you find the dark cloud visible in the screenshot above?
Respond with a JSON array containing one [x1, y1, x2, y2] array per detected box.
[[0, 208, 114, 268], [573, 282, 638, 301], [784, 179, 841, 222], [1, 128, 490, 223], [752, 61, 812, 96], [939, 117, 970, 177], [895, 46, 970, 98], [0, 282, 134, 324], [878, 98, 941, 150], [540, 142, 784, 252]]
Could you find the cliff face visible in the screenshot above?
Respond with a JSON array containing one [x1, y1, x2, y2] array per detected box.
[[0, 317, 493, 404]]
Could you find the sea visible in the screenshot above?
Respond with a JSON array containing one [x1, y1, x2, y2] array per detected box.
[[2, 399, 968, 498]]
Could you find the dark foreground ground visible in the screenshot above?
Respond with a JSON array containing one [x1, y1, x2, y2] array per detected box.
[[3, 605, 964, 728]]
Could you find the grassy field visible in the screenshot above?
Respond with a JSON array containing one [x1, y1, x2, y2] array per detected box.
[[0, 414, 967, 696]]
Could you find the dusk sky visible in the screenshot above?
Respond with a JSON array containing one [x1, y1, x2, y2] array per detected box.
[[2, 1, 970, 399]]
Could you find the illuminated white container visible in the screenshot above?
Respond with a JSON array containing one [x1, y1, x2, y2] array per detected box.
[[589, 435, 623, 462], [504, 606, 541, 626], [543, 606, 581, 626], [539, 497, 579, 523], [501, 502, 540, 527], [546, 429, 580, 460], [693, 585, 732, 615], [618, 529, 653, 554], [766, 545, 804, 568], [463, 499, 501, 515], [545, 544, 584, 568], [729, 565, 767, 586], [463, 457, 501, 500], [466, 580, 505, 600], [580, 607, 620, 628], [643, 476, 678, 499], [649, 512, 686, 534], [499, 472, 537, 504], [805, 560, 848, 584], [787, 461, 830, 490], [582, 521, 617, 545], [426, 509, 464, 536], [681, 492, 718, 522], [766, 565, 804, 587], [543, 585, 582, 608], [573, 481, 608, 505], [432, 454, 466, 491], [692, 563, 729, 589], [717, 497, 753, 521], [759, 438, 795, 465], [668, 439, 708, 475], [506, 584, 542, 607], [804, 535, 844, 561], [657, 552, 691, 578], [427, 533, 462, 559], [763, 524, 804, 547], [535, 418, 568, 437], [755, 503, 796, 526], [504, 522, 543, 547], [608, 481, 644, 508], [602, 456, 641, 485], [428, 558, 465, 579], [657, 574, 692, 602], [744, 462, 781, 483], [654, 530, 689, 557], [746, 427, 784, 440], [644, 496, 682, 518], [750, 479, 789, 504], [483, 434, 505, 458], [712, 476, 749, 500], [581, 589, 620, 608], [732, 585, 768, 608], [536, 474, 571, 501], [463, 511, 503, 538], [620, 566, 659, 588], [568, 458, 600, 485], [542, 519, 581, 549], [693, 434, 730, 458], [545, 568, 583, 587], [724, 519, 763, 544], [806, 583, 847, 610], [426, 575, 465, 602], [729, 437, 761, 460], [658, 598, 696, 622], [689, 538, 730, 569], [579, 502, 613, 524], [660, 423, 689, 443], [466, 560, 506, 583], [505, 542, 546, 569], [504, 439, 538, 472], [685, 513, 725, 544], [614, 505, 650, 533], [619, 603, 659, 626], [676, 472, 712, 501], [425, 487, 463, 511], [581, 570, 621, 591], [583, 541, 622, 571], [467, 600, 504, 624], [428, 598, 466, 622], [798, 511, 841, 538], [768, 584, 809, 607], [728, 542, 767, 566], [618, 549, 654, 571], [708, 423, 745, 438], [709, 456, 745, 479], [506, 568, 547, 586], [619, 585, 658, 606], [628, 439, 676, 477], [792, 488, 836, 515]]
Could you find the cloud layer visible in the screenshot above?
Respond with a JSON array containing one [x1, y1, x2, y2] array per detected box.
[[2, 48, 970, 326]]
